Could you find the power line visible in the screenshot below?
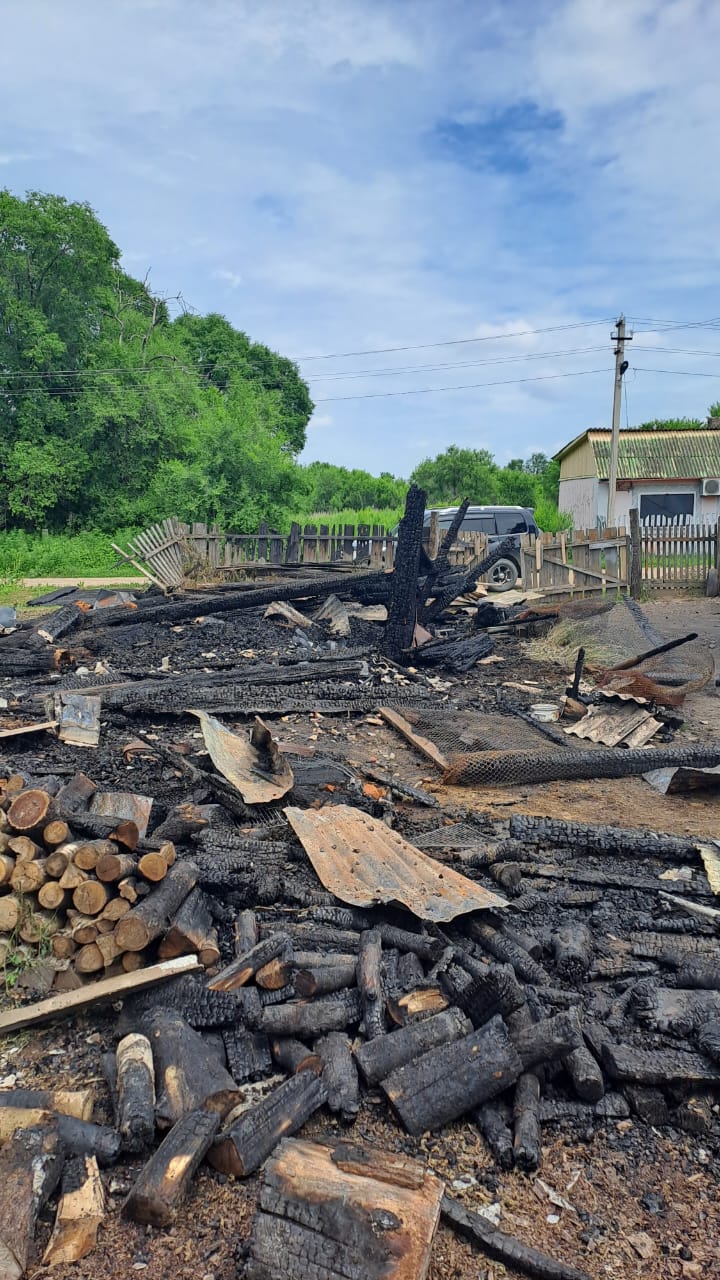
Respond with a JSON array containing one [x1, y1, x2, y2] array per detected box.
[[314, 368, 613, 403], [0, 322, 615, 383], [295, 319, 615, 361], [632, 366, 720, 379]]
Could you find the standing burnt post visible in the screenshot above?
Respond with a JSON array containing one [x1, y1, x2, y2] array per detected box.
[[382, 483, 426, 662]]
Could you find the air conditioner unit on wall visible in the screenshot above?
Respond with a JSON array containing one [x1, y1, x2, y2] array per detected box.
[[702, 478, 720, 496]]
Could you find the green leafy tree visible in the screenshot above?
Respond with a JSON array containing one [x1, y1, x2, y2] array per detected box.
[[0, 190, 314, 532]]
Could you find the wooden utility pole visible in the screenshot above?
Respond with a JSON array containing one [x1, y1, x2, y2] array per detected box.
[[606, 315, 632, 527]]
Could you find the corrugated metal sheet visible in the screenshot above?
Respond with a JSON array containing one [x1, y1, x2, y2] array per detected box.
[[285, 803, 505, 920], [590, 430, 720, 481]]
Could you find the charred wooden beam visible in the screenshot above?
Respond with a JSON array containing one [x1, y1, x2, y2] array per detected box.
[[442, 1193, 591, 1280], [513, 1072, 542, 1172], [315, 1032, 359, 1123], [539, 1095, 630, 1125], [112, 1033, 155, 1152], [552, 924, 593, 984], [123, 974, 261, 1032], [207, 1072, 328, 1177], [354, 1006, 472, 1086], [381, 483, 426, 662], [294, 960, 357, 998], [123, 1101, 224, 1227], [258, 989, 362, 1039], [512, 1011, 583, 1071], [508, 813, 700, 860], [601, 1039, 720, 1085], [474, 1098, 514, 1170], [209, 933, 292, 992], [382, 1016, 522, 1135], [424, 539, 517, 623], [357, 928, 385, 1039], [93, 569, 391, 629], [563, 1044, 604, 1103], [140, 1008, 239, 1127], [469, 921, 550, 986], [222, 1028, 273, 1083], [270, 1038, 323, 1076]]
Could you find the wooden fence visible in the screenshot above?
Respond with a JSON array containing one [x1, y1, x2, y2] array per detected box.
[[126, 513, 720, 594], [639, 520, 717, 589], [127, 518, 396, 587], [520, 529, 629, 595]]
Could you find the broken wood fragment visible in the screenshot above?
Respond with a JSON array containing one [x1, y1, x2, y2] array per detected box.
[[0, 1123, 65, 1280], [0, 1086, 93, 1121], [114, 1033, 156, 1152], [378, 706, 448, 770], [43, 1153, 105, 1265]]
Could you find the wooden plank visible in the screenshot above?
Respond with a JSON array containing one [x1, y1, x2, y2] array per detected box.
[[303, 524, 317, 564], [318, 525, 330, 565], [0, 956, 200, 1034], [286, 522, 301, 565], [378, 707, 448, 770]]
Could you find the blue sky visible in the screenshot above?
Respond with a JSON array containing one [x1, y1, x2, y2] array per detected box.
[[2, 0, 720, 476]]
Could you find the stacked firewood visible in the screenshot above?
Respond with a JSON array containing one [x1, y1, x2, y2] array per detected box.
[[0, 773, 216, 982]]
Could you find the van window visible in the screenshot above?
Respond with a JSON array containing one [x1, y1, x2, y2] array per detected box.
[[495, 511, 527, 534], [464, 515, 496, 534]]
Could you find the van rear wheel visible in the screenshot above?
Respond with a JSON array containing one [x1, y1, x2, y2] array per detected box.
[[486, 558, 519, 592]]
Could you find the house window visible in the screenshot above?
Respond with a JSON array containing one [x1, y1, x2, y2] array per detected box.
[[639, 493, 694, 522]]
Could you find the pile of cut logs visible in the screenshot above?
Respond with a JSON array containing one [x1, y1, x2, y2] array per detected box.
[[0, 773, 213, 981]]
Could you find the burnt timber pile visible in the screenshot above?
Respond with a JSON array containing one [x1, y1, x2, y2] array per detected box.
[[0, 487, 718, 1279]]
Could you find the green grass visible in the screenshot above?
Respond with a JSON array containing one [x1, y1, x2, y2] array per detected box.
[[2, 898, 56, 998], [290, 507, 404, 531], [0, 528, 140, 578]]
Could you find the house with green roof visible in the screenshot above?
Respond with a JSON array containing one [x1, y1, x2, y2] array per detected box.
[[554, 420, 720, 528]]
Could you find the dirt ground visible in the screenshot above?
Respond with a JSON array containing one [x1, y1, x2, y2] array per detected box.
[[2, 590, 720, 1280]]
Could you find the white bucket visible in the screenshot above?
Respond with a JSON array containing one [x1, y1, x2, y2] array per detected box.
[[530, 702, 560, 722]]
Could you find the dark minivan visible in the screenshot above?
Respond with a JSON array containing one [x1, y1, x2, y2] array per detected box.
[[422, 505, 539, 591]]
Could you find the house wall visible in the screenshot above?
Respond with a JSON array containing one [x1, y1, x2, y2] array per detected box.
[[558, 477, 598, 529], [558, 437, 598, 481], [596, 480, 720, 527]]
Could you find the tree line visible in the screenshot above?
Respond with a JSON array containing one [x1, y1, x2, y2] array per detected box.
[[1, 190, 566, 535]]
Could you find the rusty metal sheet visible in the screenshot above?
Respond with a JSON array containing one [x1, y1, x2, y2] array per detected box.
[[564, 704, 661, 747], [190, 710, 294, 803], [285, 803, 505, 921]]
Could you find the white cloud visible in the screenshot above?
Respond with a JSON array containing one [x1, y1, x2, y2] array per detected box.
[[0, 0, 719, 473], [213, 269, 244, 289]]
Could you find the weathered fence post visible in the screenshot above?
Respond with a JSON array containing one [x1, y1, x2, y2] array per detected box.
[[629, 508, 642, 599]]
